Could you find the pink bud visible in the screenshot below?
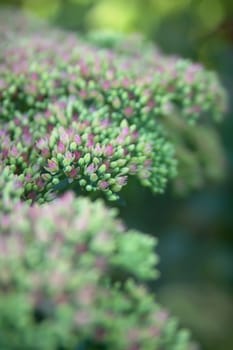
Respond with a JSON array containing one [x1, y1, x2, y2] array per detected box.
[[99, 181, 109, 190], [105, 144, 114, 156], [86, 163, 96, 174], [68, 168, 78, 178], [116, 176, 127, 186], [46, 159, 58, 172], [124, 107, 134, 117], [57, 141, 66, 153], [74, 134, 81, 145]]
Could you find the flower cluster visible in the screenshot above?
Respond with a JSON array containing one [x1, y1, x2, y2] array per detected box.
[[0, 192, 193, 350], [0, 99, 174, 203], [0, 12, 227, 201]]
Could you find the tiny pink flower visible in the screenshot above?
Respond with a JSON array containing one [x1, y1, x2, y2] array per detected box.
[[105, 144, 114, 156], [99, 181, 109, 190], [68, 168, 78, 178], [124, 107, 134, 117], [46, 159, 59, 173], [86, 163, 96, 174], [57, 141, 66, 153]]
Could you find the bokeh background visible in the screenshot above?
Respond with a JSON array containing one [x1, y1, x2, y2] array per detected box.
[[0, 1, 232, 349]]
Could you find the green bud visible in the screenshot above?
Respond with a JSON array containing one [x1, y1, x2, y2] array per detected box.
[[104, 173, 111, 180], [78, 158, 84, 166], [93, 157, 100, 165], [41, 173, 52, 181], [110, 161, 118, 168], [117, 159, 127, 167], [108, 194, 119, 201], [79, 179, 87, 187], [37, 198, 45, 205], [70, 142, 76, 151], [112, 184, 122, 192], [120, 119, 128, 129], [98, 164, 106, 173], [84, 153, 91, 164], [25, 183, 32, 192], [52, 178, 59, 185], [116, 148, 124, 157], [57, 153, 63, 162], [86, 185, 92, 192], [65, 165, 72, 173], [120, 167, 129, 175], [90, 173, 98, 182], [128, 144, 135, 151]]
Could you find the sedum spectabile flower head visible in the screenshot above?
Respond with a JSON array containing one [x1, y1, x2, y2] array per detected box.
[[0, 192, 193, 350]]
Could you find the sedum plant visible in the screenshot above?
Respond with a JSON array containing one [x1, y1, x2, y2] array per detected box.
[[0, 11, 227, 203], [0, 9, 226, 350], [0, 192, 193, 350]]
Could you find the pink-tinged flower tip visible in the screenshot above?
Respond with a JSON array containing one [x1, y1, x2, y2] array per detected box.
[[42, 148, 50, 157], [116, 176, 128, 186], [121, 127, 130, 136], [99, 181, 109, 190], [60, 130, 69, 144], [74, 151, 82, 161], [64, 151, 74, 162], [124, 107, 134, 117], [46, 159, 58, 173], [132, 131, 139, 140], [68, 168, 78, 178], [36, 138, 46, 149], [86, 163, 96, 174], [105, 144, 114, 156], [30, 72, 39, 80], [11, 146, 20, 157], [57, 141, 66, 153], [87, 134, 94, 147], [102, 81, 111, 90], [74, 134, 81, 145], [100, 119, 110, 128]]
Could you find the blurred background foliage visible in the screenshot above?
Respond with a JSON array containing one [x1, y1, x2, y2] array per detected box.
[[0, 1, 233, 349]]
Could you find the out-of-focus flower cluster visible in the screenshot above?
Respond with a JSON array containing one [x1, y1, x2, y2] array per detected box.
[[161, 114, 226, 195], [0, 12, 227, 202], [0, 192, 192, 350]]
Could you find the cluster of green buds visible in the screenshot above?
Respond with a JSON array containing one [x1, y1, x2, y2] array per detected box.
[[0, 192, 194, 350], [0, 12, 227, 201], [0, 98, 175, 203]]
